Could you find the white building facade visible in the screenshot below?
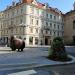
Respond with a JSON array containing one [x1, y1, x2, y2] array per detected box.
[[0, 12, 4, 44], [2, 0, 64, 46]]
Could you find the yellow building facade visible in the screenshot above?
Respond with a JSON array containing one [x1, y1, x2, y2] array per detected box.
[[64, 10, 75, 45]]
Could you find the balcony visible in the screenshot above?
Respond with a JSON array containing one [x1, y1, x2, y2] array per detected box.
[[43, 26, 50, 30], [18, 24, 26, 27], [8, 25, 15, 29]]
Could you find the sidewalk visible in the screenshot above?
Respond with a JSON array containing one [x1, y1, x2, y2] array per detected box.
[[0, 48, 75, 71], [0, 47, 11, 51]]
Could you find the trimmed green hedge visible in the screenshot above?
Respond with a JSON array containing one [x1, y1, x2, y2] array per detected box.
[[48, 37, 69, 61]]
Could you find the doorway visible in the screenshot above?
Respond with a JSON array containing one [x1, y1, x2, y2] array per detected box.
[[45, 38, 48, 45], [73, 36, 75, 44]]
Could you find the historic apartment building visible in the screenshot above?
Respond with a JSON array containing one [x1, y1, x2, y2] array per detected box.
[[0, 12, 4, 42], [1, 0, 64, 46]]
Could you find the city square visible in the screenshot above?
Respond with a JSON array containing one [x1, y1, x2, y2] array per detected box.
[[0, 46, 75, 75], [0, 0, 75, 75]]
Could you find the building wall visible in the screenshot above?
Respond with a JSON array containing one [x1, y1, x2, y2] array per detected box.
[[64, 11, 75, 44], [0, 12, 4, 44], [2, 0, 64, 46]]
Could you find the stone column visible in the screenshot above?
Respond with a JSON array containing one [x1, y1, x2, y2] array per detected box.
[[33, 37, 35, 45]]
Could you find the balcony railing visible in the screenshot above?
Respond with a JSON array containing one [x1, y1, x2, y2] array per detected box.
[[43, 26, 50, 30], [8, 25, 15, 29]]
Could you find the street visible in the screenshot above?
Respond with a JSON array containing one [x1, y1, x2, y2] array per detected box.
[[0, 63, 75, 75], [0, 46, 75, 75]]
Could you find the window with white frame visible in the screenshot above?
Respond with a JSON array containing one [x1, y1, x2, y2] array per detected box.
[[20, 18, 23, 24], [58, 25, 59, 29], [36, 20, 39, 25], [54, 24, 56, 29], [54, 15, 56, 20], [30, 27, 33, 33], [46, 22, 48, 26], [30, 18, 33, 24], [35, 28, 38, 33], [50, 14, 52, 19], [50, 23, 52, 28]]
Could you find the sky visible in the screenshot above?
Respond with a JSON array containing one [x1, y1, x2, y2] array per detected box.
[[0, 0, 75, 13]]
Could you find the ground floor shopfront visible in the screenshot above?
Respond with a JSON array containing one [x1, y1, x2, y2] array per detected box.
[[0, 35, 53, 46]]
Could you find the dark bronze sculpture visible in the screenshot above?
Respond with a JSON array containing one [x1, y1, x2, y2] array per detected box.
[[10, 35, 25, 52]]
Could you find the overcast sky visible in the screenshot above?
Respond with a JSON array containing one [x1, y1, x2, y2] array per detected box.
[[0, 0, 75, 13]]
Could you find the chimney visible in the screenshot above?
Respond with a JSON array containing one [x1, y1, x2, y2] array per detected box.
[[22, 0, 33, 3]]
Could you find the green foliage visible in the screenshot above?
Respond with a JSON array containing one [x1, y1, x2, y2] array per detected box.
[[48, 37, 69, 61], [51, 37, 64, 51]]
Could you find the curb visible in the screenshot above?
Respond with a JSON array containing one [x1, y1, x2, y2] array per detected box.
[[0, 63, 37, 70], [0, 55, 75, 71]]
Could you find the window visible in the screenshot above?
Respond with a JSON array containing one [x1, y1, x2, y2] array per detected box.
[[46, 13, 48, 17], [16, 28, 18, 33], [50, 40, 52, 45], [31, 19, 33, 24], [54, 31, 56, 36], [54, 24, 56, 28], [73, 36, 75, 43], [11, 20, 13, 25], [21, 8, 23, 13], [46, 30, 48, 34], [57, 32, 59, 36], [35, 28, 38, 33], [29, 37, 33, 45], [50, 15, 52, 19], [54, 16, 56, 20], [41, 30, 43, 34], [58, 25, 59, 29], [20, 19, 23, 24], [35, 37, 38, 45], [17, 9, 18, 14], [62, 26, 63, 29], [50, 23, 52, 28], [50, 31, 52, 35], [30, 28, 33, 33], [62, 32, 63, 36], [36, 20, 38, 25], [46, 22, 48, 26], [8, 13, 9, 18], [19, 36, 22, 39], [12, 11, 14, 16], [7, 30, 8, 34]]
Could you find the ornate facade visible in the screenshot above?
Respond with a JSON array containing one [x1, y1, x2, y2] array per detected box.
[[0, 12, 4, 44], [1, 0, 64, 46]]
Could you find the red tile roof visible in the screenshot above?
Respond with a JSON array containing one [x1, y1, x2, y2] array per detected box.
[[5, 0, 63, 15]]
